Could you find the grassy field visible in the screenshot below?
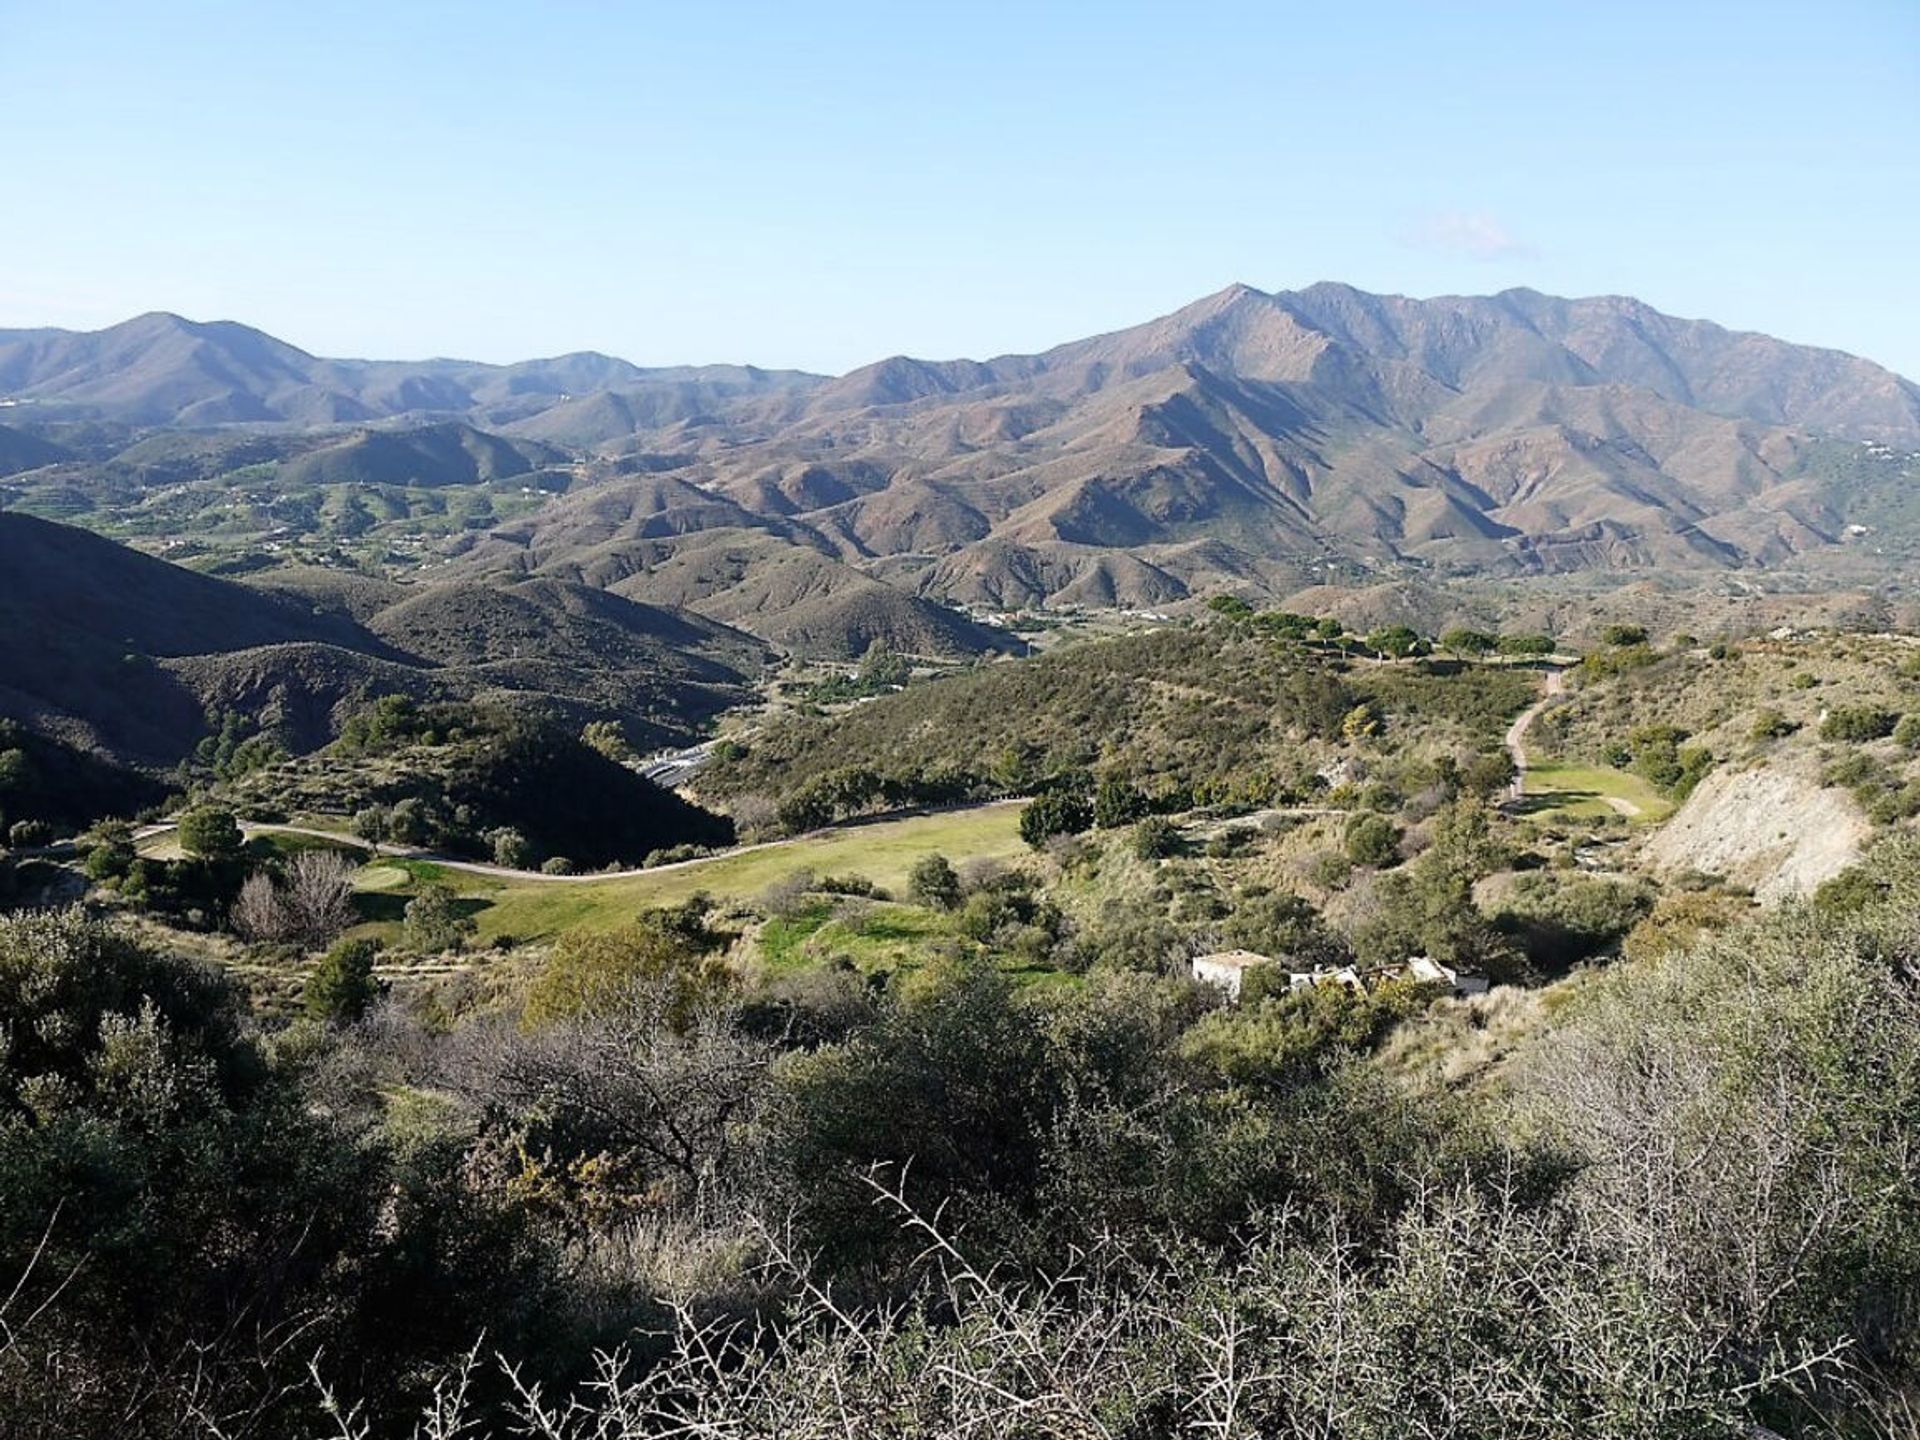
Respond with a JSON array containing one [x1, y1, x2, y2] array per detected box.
[[1520, 761, 1674, 824], [352, 801, 1030, 944]]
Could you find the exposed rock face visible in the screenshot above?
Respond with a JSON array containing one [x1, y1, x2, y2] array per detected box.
[[1643, 761, 1869, 901]]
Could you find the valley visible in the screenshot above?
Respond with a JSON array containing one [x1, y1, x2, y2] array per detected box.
[[6, 288, 1920, 1440]]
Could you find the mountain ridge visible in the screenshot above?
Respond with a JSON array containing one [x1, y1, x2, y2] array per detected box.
[[5, 284, 1919, 627]]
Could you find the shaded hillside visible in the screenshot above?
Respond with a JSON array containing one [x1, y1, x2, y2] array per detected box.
[[221, 704, 734, 869], [0, 718, 169, 832], [0, 423, 68, 477], [0, 514, 763, 766]]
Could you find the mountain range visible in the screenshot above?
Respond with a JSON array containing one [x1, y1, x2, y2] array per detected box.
[[3, 280, 1920, 756], [4, 282, 1919, 675]]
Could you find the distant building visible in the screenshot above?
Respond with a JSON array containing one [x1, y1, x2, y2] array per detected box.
[[1192, 949, 1488, 1003], [1190, 950, 1275, 1001], [1406, 954, 1491, 998]]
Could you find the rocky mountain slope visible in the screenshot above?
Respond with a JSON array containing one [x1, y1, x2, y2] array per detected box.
[[5, 284, 1919, 638]]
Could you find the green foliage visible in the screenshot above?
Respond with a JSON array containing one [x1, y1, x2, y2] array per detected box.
[[490, 826, 535, 869], [1493, 872, 1654, 969], [579, 719, 634, 762], [1183, 979, 1437, 1088], [906, 853, 962, 910], [1130, 815, 1182, 860], [1495, 632, 1556, 656], [1748, 707, 1797, 741], [1621, 724, 1715, 798], [177, 804, 242, 859], [306, 935, 382, 1023], [1020, 790, 1092, 849], [1819, 704, 1900, 743], [1439, 628, 1496, 657], [1206, 594, 1254, 618], [1600, 623, 1649, 646], [403, 883, 476, 953], [522, 899, 726, 1024], [1092, 775, 1149, 829], [1220, 888, 1345, 967], [1363, 624, 1426, 659], [1344, 811, 1401, 868]]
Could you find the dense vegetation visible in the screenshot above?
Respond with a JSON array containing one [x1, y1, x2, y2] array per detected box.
[[221, 697, 735, 870], [706, 621, 1535, 831], [2, 824, 1917, 1436]]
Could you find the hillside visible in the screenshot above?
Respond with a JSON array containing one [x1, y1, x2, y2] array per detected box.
[[702, 618, 1536, 824], [6, 286, 1920, 658], [0, 513, 765, 767]]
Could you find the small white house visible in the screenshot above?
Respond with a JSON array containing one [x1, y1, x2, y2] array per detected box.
[[1190, 950, 1275, 1001], [1407, 954, 1491, 998]]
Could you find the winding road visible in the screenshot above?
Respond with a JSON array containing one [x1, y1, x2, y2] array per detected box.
[[1504, 667, 1566, 803]]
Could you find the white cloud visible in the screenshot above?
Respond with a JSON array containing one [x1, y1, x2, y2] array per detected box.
[[1402, 211, 1538, 262]]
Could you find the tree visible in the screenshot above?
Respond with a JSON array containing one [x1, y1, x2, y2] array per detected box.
[[1344, 812, 1401, 868], [490, 827, 536, 869], [350, 804, 390, 843], [1496, 633, 1556, 657], [1131, 816, 1182, 860], [82, 821, 137, 882], [858, 640, 911, 689], [283, 849, 358, 948], [177, 805, 242, 861], [1341, 703, 1383, 745], [387, 796, 431, 845], [1207, 594, 1254, 619], [523, 902, 728, 1026], [1600, 623, 1648, 647], [1364, 625, 1426, 660], [231, 870, 292, 943], [580, 720, 635, 763], [1093, 776, 1148, 829], [1020, 791, 1093, 850], [305, 935, 382, 1023], [1440, 628, 1497, 659], [908, 853, 963, 910], [403, 883, 475, 954]]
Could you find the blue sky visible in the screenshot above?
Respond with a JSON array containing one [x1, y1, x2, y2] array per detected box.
[[2, 0, 1915, 377]]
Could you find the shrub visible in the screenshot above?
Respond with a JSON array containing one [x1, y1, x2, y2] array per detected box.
[[1820, 706, 1899, 743], [490, 827, 536, 869], [1020, 791, 1092, 850], [177, 805, 243, 860], [1131, 816, 1182, 860], [1344, 812, 1402, 868], [908, 853, 963, 909], [523, 902, 728, 1025], [403, 883, 475, 953], [6, 819, 52, 849], [305, 936, 382, 1024], [1749, 708, 1796, 742]]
